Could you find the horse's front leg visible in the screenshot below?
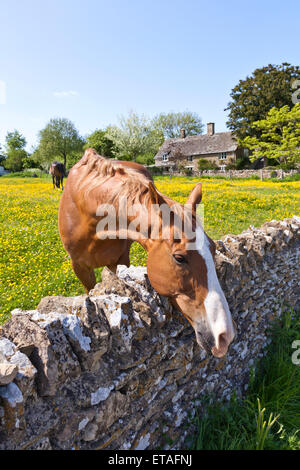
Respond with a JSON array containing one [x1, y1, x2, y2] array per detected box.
[[52, 175, 55, 189], [107, 241, 132, 273], [107, 264, 118, 273], [71, 260, 96, 293]]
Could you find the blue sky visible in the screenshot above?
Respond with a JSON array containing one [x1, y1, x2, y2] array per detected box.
[[0, 0, 299, 150]]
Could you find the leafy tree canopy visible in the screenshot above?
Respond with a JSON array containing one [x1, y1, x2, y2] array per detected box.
[[135, 152, 155, 166], [35, 118, 85, 169], [152, 111, 204, 139], [106, 111, 162, 161], [106, 110, 204, 162], [84, 129, 115, 157], [226, 63, 300, 140], [241, 104, 300, 165], [4, 130, 27, 172], [5, 130, 26, 151]]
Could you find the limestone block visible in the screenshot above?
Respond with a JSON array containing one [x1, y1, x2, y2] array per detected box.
[[0, 363, 18, 386]]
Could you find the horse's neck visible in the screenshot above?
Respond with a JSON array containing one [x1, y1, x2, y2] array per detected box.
[[124, 191, 184, 251], [120, 193, 158, 249], [93, 173, 184, 251]]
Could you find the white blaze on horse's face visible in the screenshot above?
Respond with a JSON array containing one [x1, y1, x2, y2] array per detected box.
[[195, 226, 235, 357]]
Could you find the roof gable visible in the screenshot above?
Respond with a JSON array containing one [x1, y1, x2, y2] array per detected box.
[[155, 131, 238, 158]]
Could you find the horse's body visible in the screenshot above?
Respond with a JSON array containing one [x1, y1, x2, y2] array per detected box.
[[58, 149, 235, 357], [49, 161, 66, 189]]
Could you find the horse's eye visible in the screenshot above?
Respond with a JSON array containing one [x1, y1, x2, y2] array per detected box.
[[173, 254, 187, 264]]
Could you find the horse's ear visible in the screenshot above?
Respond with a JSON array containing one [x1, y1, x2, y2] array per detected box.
[[148, 181, 159, 205], [186, 183, 202, 212]]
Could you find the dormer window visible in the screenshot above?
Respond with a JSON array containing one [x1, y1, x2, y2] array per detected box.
[[162, 153, 169, 162], [219, 152, 227, 160]]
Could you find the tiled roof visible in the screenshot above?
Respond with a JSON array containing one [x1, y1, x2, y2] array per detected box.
[[155, 131, 238, 160]]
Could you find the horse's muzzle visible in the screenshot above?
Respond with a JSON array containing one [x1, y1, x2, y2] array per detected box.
[[196, 326, 234, 358], [195, 329, 214, 355]]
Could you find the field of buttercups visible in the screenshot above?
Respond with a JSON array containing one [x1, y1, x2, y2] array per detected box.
[[0, 176, 299, 322]]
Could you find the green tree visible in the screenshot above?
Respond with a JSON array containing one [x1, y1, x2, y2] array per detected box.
[[106, 111, 162, 161], [152, 111, 204, 138], [4, 130, 27, 172], [35, 118, 84, 169], [22, 155, 39, 169], [84, 129, 115, 157], [226, 63, 300, 140], [0, 144, 6, 164], [136, 153, 155, 166], [241, 104, 300, 165]]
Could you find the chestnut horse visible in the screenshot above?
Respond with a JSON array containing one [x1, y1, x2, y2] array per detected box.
[[49, 161, 66, 190], [58, 149, 235, 358]]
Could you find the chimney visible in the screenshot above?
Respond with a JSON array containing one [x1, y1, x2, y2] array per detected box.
[[180, 128, 186, 139], [207, 122, 215, 136]]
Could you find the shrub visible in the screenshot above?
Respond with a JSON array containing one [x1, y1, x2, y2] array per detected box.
[[279, 162, 297, 170], [225, 162, 237, 170], [146, 165, 163, 176], [236, 157, 251, 169], [197, 159, 218, 171], [266, 158, 280, 167], [0, 169, 46, 178], [136, 153, 155, 166]]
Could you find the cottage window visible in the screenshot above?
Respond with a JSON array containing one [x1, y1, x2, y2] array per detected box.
[[187, 155, 193, 162], [162, 153, 169, 162], [219, 152, 227, 160]]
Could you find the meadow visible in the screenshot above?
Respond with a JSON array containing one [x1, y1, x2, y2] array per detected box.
[[0, 175, 299, 323], [0, 174, 299, 450]]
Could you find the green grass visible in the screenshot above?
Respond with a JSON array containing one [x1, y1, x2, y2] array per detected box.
[[0, 169, 49, 178], [188, 308, 300, 450], [155, 173, 300, 182]]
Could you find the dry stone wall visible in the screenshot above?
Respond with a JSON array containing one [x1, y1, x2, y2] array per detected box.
[[169, 169, 299, 178], [0, 217, 299, 450], [198, 169, 299, 178]]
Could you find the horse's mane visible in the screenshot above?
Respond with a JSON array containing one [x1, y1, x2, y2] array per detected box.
[[74, 148, 145, 178], [73, 149, 156, 204], [73, 149, 196, 238]]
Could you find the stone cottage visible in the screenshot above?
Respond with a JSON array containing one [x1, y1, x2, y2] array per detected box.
[[154, 123, 247, 173]]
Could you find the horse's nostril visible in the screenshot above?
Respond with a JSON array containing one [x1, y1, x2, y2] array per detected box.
[[218, 332, 228, 350], [211, 331, 233, 358]]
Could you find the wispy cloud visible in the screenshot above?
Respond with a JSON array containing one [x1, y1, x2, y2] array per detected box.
[[53, 90, 79, 98]]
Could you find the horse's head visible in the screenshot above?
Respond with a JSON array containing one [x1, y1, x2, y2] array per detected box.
[[146, 182, 235, 358]]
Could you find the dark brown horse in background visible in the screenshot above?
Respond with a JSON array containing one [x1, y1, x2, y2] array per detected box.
[[49, 162, 66, 190]]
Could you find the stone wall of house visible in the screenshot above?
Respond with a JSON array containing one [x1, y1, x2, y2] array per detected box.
[[0, 217, 299, 450], [158, 168, 299, 178], [197, 168, 299, 178], [190, 152, 236, 169]]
